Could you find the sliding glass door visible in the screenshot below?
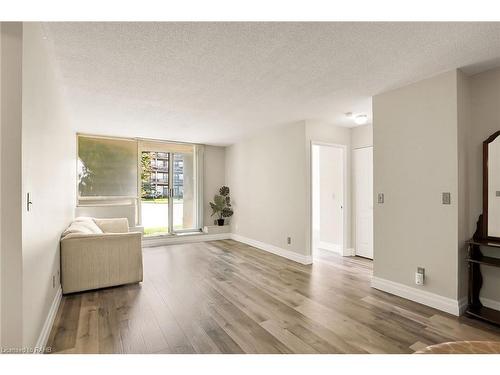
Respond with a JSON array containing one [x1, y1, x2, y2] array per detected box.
[[140, 141, 198, 236], [140, 150, 170, 236]]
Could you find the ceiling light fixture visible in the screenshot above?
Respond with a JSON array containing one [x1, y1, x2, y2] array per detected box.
[[354, 114, 368, 125]]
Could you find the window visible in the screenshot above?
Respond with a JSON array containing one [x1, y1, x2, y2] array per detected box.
[[76, 134, 204, 234], [78, 135, 138, 202]]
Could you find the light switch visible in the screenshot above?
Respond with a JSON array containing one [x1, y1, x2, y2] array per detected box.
[[442, 192, 451, 205], [377, 193, 384, 204], [496, 191, 500, 197]]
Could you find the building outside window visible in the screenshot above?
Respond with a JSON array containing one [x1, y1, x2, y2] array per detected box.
[[141, 151, 184, 199]]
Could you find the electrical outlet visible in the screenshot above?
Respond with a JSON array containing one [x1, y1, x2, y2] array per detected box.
[[287, 237, 291, 245], [377, 193, 384, 204], [442, 192, 451, 205], [416, 267, 425, 285]]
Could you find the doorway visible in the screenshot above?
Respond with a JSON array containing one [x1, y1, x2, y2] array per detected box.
[[311, 143, 346, 258], [139, 141, 197, 236], [353, 146, 373, 259]]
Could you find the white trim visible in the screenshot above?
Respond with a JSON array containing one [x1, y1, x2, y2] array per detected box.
[[352, 145, 374, 151], [317, 240, 341, 254], [352, 146, 374, 260], [231, 234, 312, 265], [142, 232, 231, 248], [195, 144, 205, 230], [371, 276, 462, 316], [35, 286, 62, 353], [309, 141, 348, 262], [345, 247, 356, 257], [316, 242, 355, 257], [481, 297, 500, 312]]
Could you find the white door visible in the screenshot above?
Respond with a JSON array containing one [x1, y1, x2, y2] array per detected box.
[[312, 144, 345, 256], [353, 147, 373, 259]]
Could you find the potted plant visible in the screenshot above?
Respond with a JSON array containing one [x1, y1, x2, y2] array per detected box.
[[209, 186, 234, 226]]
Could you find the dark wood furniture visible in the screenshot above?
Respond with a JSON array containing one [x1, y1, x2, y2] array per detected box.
[[466, 130, 500, 325], [466, 237, 500, 325]]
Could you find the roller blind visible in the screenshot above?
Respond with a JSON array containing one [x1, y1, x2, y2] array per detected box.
[[78, 135, 138, 198], [139, 140, 194, 154]]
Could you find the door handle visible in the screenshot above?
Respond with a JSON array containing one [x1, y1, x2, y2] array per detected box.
[[27, 192, 33, 212]]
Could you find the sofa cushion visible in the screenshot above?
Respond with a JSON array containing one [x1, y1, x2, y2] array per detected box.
[[94, 218, 129, 233], [61, 217, 103, 240], [74, 217, 104, 233]]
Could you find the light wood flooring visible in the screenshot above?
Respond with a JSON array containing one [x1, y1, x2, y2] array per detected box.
[[46, 240, 500, 354]]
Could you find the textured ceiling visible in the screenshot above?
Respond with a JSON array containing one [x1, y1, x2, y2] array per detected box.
[[44, 22, 500, 145]]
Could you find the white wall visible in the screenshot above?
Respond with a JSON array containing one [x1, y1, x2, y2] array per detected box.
[[226, 121, 308, 255], [226, 119, 353, 260], [351, 124, 373, 149], [204, 145, 226, 226], [21, 23, 76, 347], [0, 22, 23, 349], [373, 70, 460, 301]]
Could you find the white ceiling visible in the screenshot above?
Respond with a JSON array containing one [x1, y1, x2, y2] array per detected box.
[[44, 22, 500, 145]]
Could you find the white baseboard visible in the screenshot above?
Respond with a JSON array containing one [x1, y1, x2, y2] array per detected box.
[[316, 242, 355, 257], [35, 286, 62, 353], [144, 231, 312, 265], [345, 248, 356, 257], [231, 234, 312, 265], [481, 297, 500, 311], [142, 232, 231, 248], [317, 241, 341, 255], [371, 276, 462, 316]]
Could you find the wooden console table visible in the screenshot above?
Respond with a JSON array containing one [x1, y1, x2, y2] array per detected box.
[[466, 239, 500, 325]]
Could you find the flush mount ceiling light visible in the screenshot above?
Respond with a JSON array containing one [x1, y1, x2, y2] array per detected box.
[[354, 114, 368, 125]]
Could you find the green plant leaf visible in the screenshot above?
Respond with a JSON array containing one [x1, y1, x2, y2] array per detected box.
[[222, 207, 234, 218], [219, 186, 230, 196]]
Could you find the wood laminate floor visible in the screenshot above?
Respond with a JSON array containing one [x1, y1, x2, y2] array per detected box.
[[46, 240, 500, 354]]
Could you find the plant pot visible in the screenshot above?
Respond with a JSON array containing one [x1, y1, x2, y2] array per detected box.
[[217, 219, 225, 226]]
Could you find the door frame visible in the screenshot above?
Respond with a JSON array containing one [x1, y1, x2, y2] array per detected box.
[[309, 141, 348, 258], [352, 145, 374, 259], [138, 147, 194, 237]]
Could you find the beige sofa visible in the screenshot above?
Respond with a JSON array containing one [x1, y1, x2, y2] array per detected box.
[[60, 217, 143, 294]]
